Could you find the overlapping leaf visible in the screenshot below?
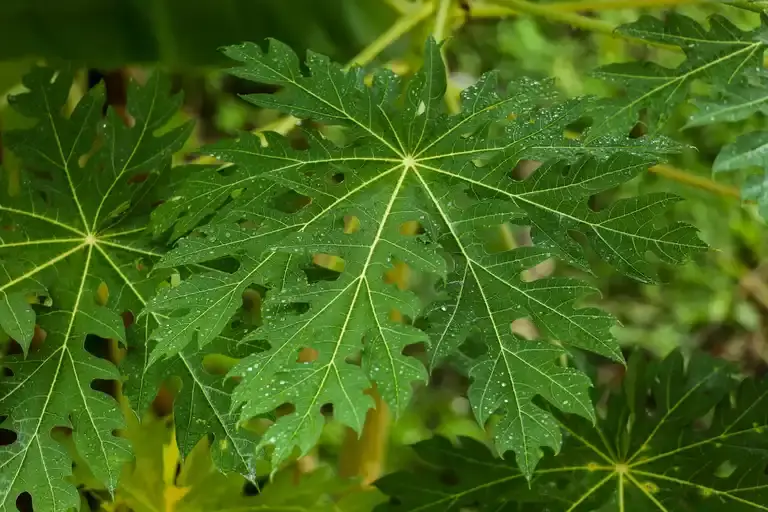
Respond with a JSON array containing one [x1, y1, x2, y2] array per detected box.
[[147, 37, 703, 475], [604, 12, 768, 216], [0, 68, 191, 512], [593, 12, 767, 137], [376, 350, 768, 511]]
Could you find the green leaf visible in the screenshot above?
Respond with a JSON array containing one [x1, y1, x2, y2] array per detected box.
[[592, 13, 766, 137], [147, 37, 703, 476], [377, 350, 768, 511], [0, 67, 191, 511], [685, 72, 768, 128], [714, 131, 768, 172], [121, 323, 262, 480]]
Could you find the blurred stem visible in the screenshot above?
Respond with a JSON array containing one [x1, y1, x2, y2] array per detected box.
[[432, 0, 452, 42], [471, 0, 677, 49], [649, 164, 742, 199], [383, 0, 415, 14], [338, 386, 390, 486], [490, 0, 617, 35], [349, 2, 435, 70], [433, 0, 462, 114], [539, 0, 715, 10], [472, 0, 722, 15]]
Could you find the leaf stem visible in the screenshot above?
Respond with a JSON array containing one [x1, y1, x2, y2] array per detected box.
[[349, 2, 435, 71], [489, 0, 617, 35], [468, 0, 678, 50], [649, 164, 742, 199], [470, 0, 725, 16]]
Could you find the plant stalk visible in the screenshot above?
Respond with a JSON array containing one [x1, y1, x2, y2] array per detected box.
[[649, 164, 741, 199], [349, 2, 435, 71]]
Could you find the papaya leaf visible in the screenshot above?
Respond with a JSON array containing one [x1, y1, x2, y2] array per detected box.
[[0, 67, 191, 512], [146, 37, 704, 476], [376, 350, 768, 511]]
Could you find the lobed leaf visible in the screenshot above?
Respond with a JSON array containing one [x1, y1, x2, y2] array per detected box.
[[377, 350, 768, 511], [0, 68, 191, 511], [147, 37, 704, 475]]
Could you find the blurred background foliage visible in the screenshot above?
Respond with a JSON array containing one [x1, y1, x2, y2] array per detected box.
[[2, 0, 768, 510]]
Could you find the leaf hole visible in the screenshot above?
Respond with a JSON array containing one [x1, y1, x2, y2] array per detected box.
[[127, 172, 150, 184], [331, 172, 345, 183], [121, 311, 135, 329], [2, 367, 13, 378], [152, 377, 182, 416], [343, 215, 360, 234], [273, 190, 311, 214], [297, 346, 318, 363], [510, 317, 538, 340], [15, 491, 31, 512], [714, 460, 737, 478], [384, 261, 411, 291], [90, 378, 119, 398], [96, 281, 109, 306], [511, 159, 542, 181], [402, 341, 426, 358], [243, 478, 268, 496], [84, 335, 121, 363], [399, 220, 423, 236], [520, 257, 555, 282], [320, 403, 334, 417], [458, 334, 487, 359], [312, 253, 345, 273], [0, 428, 17, 446], [438, 468, 461, 486], [275, 402, 296, 417], [202, 353, 239, 376], [344, 349, 362, 366]]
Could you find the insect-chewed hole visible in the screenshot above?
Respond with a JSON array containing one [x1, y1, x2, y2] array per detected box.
[[127, 172, 150, 184], [297, 346, 318, 363], [343, 215, 360, 234], [344, 350, 362, 366], [96, 281, 109, 306], [15, 491, 32, 512], [273, 190, 311, 214], [320, 403, 334, 417], [511, 317, 538, 340], [275, 403, 296, 417], [520, 258, 555, 282], [458, 334, 487, 359], [331, 172, 345, 183], [90, 378, 119, 398], [0, 427, 17, 446], [243, 478, 268, 496], [399, 220, 423, 236], [202, 354, 239, 376], [511, 159, 542, 181], [714, 460, 737, 479], [438, 468, 461, 486], [151, 376, 183, 417], [312, 253, 345, 273], [402, 342, 426, 358], [384, 261, 411, 291], [122, 311, 135, 329], [2, 367, 13, 378]]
